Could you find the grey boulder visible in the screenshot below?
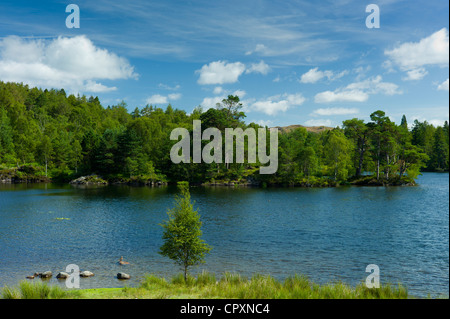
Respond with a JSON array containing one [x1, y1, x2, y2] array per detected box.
[[117, 272, 130, 280], [56, 272, 70, 279], [80, 270, 94, 277]]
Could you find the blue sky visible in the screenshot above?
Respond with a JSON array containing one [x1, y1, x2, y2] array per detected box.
[[0, 0, 448, 127]]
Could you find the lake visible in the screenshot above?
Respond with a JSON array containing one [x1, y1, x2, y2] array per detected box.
[[0, 173, 448, 298]]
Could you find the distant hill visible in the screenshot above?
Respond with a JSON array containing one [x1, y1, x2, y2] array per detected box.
[[272, 124, 334, 134]]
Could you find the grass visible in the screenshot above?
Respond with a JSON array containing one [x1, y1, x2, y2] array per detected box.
[[1, 280, 73, 299], [7, 271, 449, 299], [1, 271, 415, 299]]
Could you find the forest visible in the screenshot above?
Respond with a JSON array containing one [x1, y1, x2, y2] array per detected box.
[[0, 81, 448, 186]]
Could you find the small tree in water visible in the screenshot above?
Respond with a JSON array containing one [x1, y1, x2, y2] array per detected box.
[[159, 182, 212, 281]]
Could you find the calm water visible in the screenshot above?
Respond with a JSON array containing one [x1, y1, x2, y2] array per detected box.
[[0, 173, 448, 297]]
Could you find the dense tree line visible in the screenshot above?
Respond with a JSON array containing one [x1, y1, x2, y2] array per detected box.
[[0, 82, 448, 185]]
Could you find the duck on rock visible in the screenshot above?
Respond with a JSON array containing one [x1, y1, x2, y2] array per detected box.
[[118, 256, 130, 265]]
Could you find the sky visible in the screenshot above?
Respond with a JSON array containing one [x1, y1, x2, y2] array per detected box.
[[0, 0, 448, 128]]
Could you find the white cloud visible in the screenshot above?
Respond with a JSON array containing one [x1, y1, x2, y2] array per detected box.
[[300, 67, 333, 83], [259, 120, 274, 127], [146, 92, 181, 105], [146, 94, 168, 104], [84, 80, 117, 93], [232, 89, 246, 98], [249, 93, 306, 116], [428, 119, 448, 127], [213, 86, 223, 94], [0, 35, 137, 93], [245, 44, 268, 55], [411, 116, 448, 128], [333, 70, 349, 80], [304, 119, 333, 127], [354, 65, 372, 79], [315, 76, 402, 103], [312, 107, 359, 116], [196, 60, 246, 85], [245, 60, 270, 75], [197, 60, 271, 85], [384, 28, 449, 81], [315, 90, 369, 103], [168, 93, 182, 100], [346, 76, 401, 95], [409, 108, 449, 128], [158, 83, 180, 90], [437, 78, 449, 91], [402, 68, 428, 81], [200, 96, 224, 108], [299, 67, 348, 84]]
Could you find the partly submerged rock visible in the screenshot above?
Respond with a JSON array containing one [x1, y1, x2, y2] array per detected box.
[[80, 270, 94, 277], [56, 272, 70, 279], [39, 271, 52, 278], [70, 175, 108, 186], [117, 272, 130, 280]]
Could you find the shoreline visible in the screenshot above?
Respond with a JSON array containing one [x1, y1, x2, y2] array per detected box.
[[2, 165, 448, 188], [1, 173, 433, 188], [1, 272, 423, 299]]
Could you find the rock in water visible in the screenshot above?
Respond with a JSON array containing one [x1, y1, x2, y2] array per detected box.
[[117, 272, 130, 280], [56, 272, 70, 279], [80, 270, 94, 277], [39, 271, 52, 278]]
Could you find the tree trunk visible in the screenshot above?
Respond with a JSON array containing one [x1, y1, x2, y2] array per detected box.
[[334, 160, 338, 181], [386, 154, 390, 180], [376, 159, 380, 180], [357, 148, 364, 176], [399, 162, 405, 178]]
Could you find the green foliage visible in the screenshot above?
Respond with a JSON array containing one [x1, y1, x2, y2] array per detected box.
[[159, 182, 212, 281], [136, 272, 410, 299], [1, 281, 70, 299], [0, 82, 445, 186], [429, 126, 449, 171], [323, 129, 352, 181]]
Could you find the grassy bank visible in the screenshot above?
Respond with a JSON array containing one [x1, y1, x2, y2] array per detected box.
[[1, 272, 415, 299]]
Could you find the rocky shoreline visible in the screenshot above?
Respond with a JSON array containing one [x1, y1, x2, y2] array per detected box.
[[0, 167, 50, 184], [69, 175, 169, 187], [1, 166, 417, 188], [26, 269, 131, 281], [69, 175, 108, 186]]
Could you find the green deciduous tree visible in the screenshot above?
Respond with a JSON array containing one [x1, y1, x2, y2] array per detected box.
[[0, 81, 443, 183], [37, 135, 53, 177], [0, 108, 15, 164], [323, 130, 352, 181], [159, 182, 212, 281], [298, 145, 318, 182]]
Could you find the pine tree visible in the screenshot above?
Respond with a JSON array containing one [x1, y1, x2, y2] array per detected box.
[[430, 127, 449, 171], [343, 118, 369, 177], [400, 115, 408, 130]]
